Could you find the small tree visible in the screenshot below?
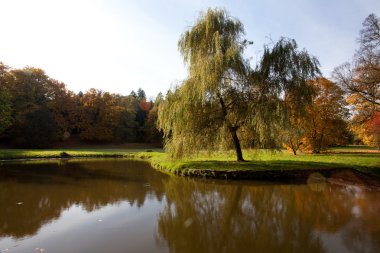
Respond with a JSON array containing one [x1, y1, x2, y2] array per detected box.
[[301, 78, 349, 153], [352, 111, 380, 150], [281, 117, 305, 155]]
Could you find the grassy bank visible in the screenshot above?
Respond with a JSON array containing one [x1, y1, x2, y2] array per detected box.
[[149, 149, 380, 178], [0, 148, 162, 160], [0, 148, 379, 179]]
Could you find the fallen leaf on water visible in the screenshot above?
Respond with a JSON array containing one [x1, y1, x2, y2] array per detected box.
[[184, 218, 193, 228]]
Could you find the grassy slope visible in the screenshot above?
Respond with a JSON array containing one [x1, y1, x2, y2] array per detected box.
[[0, 147, 379, 177]]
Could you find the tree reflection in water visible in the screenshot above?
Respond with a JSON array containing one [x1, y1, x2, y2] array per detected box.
[[0, 159, 168, 238], [0, 160, 379, 253], [156, 176, 380, 253]]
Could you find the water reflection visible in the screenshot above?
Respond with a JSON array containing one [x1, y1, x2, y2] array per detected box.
[[0, 159, 379, 253], [156, 177, 380, 253], [0, 159, 168, 238]]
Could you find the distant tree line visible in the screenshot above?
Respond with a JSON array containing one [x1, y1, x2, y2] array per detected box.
[[0, 64, 163, 148]]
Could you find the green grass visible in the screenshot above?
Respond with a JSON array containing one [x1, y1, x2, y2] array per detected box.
[[0, 147, 379, 178], [327, 145, 379, 152], [0, 148, 163, 160], [149, 149, 380, 177]]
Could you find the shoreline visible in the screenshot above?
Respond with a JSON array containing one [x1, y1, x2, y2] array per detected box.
[[0, 151, 379, 185], [150, 160, 380, 189]]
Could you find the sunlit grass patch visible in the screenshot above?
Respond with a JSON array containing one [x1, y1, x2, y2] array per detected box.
[[0, 148, 163, 160], [149, 149, 380, 177]]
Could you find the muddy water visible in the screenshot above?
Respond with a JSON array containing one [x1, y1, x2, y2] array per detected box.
[[0, 159, 379, 253]]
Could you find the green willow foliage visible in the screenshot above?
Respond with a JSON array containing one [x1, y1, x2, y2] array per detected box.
[[158, 8, 320, 161]]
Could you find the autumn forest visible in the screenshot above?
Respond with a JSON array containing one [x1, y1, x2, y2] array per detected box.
[[0, 64, 165, 148]]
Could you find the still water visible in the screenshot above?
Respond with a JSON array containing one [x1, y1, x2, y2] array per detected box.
[[0, 159, 379, 253]]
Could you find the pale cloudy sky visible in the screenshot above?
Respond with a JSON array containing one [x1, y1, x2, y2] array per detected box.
[[0, 0, 379, 98]]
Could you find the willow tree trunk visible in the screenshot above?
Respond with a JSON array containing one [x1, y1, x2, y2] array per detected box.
[[219, 95, 245, 161], [230, 127, 244, 162]]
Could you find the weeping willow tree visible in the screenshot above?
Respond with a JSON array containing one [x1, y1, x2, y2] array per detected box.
[[158, 8, 320, 161]]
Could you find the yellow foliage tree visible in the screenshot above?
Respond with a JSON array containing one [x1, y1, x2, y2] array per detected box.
[[79, 89, 124, 142], [301, 78, 349, 153]]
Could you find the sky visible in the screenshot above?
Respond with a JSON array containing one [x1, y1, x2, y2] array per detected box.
[[0, 0, 379, 98]]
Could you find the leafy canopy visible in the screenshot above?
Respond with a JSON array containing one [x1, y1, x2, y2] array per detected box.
[[158, 8, 320, 160]]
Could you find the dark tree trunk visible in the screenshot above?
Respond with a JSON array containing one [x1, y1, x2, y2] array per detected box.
[[218, 94, 244, 162], [290, 140, 297, 155], [230, 127, 244, 162]]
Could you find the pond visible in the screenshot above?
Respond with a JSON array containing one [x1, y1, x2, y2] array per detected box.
[[0, 159, 379, 253]]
